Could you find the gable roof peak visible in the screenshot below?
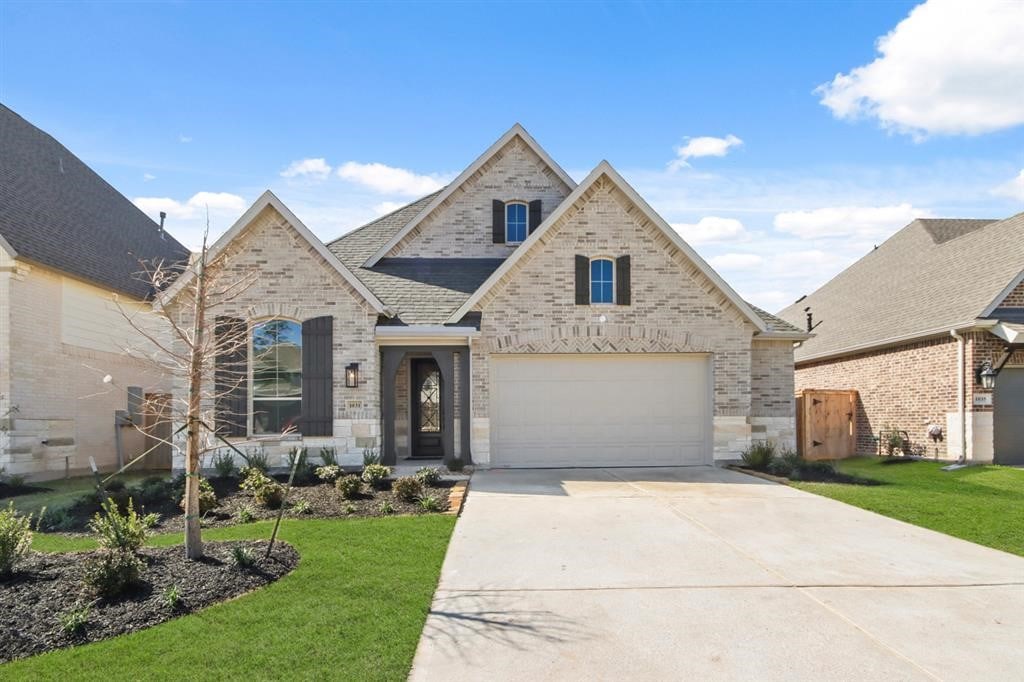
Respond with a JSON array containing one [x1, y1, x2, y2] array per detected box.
[[363, 124, 576, 267]]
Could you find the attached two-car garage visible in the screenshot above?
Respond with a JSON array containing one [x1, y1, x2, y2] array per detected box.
[[489, 354, 712, 468]]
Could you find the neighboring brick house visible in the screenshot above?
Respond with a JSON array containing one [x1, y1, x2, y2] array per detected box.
[[163, 125, 807, 471], [778, 215, 1024, 464], [0, 105, 190, 479]]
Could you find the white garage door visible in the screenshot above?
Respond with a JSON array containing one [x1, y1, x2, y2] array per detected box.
[[489, 354, 711, 468]]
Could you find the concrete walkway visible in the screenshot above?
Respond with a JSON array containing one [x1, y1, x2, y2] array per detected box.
[[410, 467, 1024, 682]]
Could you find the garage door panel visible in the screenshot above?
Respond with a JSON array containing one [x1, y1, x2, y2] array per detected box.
[[490, 354, 711, 468]]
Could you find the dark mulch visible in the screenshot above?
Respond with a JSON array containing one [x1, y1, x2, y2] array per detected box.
[[0, 481, 52, 499], [736, 465, 881, 486], [0, 540, 298, 663]]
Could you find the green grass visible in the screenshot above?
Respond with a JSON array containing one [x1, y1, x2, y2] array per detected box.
[[6, 472, 155, 517], [792, 457, 1024, 557], [1, 515, 456, 681]]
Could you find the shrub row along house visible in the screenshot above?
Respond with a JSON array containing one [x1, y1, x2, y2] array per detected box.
[[162, 125, 808, 471], [0, 105, 190, 479], [778, 215, 1024, 465]]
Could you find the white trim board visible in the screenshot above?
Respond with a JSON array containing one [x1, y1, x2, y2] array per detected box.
[[445, 160, 768, 332], [158, 190, 391, 315], [363, 124, 577, 267]]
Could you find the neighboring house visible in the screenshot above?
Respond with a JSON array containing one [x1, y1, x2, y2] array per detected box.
[[0, 104, 190, 479], [778, 214, 1024, 464], [164, 125, 806, 471]]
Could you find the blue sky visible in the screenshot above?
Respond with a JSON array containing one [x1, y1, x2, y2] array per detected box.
[[3, 0, 1022, 312]]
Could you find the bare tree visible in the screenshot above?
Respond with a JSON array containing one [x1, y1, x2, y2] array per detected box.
[[101, 218, 262, 560]]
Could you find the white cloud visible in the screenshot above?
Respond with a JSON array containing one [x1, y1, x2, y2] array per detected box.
[[281, 158, 332, 180], [708, 253, 765, 270], [992, 170, 1024, 202], [373, 201, 405, 216], [670, 216, 748, 244], [669, 134, 742, 170], [336, 161, 446, 196], [143, 173, 156, 182], [133, 192, 248, 248], [816, 0, 1024, 137], [773, 203, 931, 240], [179, 134, 192, 143]]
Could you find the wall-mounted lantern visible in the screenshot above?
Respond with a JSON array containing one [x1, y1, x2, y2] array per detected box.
[[345, 362, 360, 388], [977, 360, 997, 390]]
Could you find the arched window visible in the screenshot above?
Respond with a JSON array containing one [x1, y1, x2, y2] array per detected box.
[[590, 258, 615, 304], [505, 202, 528, 244], [252, 319, 302, 434]]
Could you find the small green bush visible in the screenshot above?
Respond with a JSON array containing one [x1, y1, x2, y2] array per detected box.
[[211, 451, 237, 479], [36, 505, 75, 532], [447, 459, 465, 473], [132, 476, 173, 506], [335, 475, 362, 500], [319, 447, 338, 467], [315, 464, 343, 483], [415, 467, 443, 487], [377, 500, 395, 515], [6, 473, 27, 488], [83, 549, 143, 597], [0, 501, 33, 578], [178, 477, 218, 516], [362, 447, 381, 466], [740, 441, 776, 470], [163, 584, 182, 610], [361, 463, 391, 490], [89, 497, 149, 552], [343, 503, 356, 514], [767, 449, 803, 477], [291, 499, 312, 515], [418, 495, 443, 512], [392, 476, 423, 502], [231, 546, 256, 569], [244, 447, 270, 473], [240, 469, 284, 509], [286, 448, 315, 485], [58, 603, 91, 635], [235, 504, 256, 524]]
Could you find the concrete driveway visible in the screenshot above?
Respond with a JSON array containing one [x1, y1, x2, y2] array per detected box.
[[410, 467, 1024, 681]]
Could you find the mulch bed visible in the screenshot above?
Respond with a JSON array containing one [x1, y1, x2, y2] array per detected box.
[[733, 466, 881, 486], [0, 481, 52, 499], [0, 540, 298, 663]]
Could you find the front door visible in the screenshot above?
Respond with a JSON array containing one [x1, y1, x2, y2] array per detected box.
[[411, 358, 444, 458]]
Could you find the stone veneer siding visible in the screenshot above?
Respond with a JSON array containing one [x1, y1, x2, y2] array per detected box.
[[467, 174, 769, 464], [170, 205, 380, 470], [386, 136, 572, 259]]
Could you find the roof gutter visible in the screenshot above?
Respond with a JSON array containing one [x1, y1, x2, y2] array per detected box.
[[795, 320, 997, 364]]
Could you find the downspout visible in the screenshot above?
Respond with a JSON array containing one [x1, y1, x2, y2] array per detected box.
[[950, 330, 967, 464]]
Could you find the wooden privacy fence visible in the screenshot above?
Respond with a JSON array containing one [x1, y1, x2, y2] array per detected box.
[[796, 389, 858, 460]]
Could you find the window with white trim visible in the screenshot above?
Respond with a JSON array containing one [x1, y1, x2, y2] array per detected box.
[[505, 202, 528, 244], [252, 319, 302, 434], [590, 258, 615, 304]]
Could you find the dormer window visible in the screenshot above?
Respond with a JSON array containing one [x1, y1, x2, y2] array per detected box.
[[505, 202, 528, 244]]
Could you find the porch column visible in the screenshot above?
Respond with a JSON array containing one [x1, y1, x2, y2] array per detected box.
[[380, 348, 404, 466], [430, 349, 456, 465], [459, 349, 472, 464]]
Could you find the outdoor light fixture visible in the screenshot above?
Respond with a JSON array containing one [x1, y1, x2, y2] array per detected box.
[[345, 363, 360, 388], [977, 360, 997, 390]]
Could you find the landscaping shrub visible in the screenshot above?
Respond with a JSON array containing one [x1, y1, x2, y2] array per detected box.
[[415, 467, 442, 487], [767, 449, 803, 477], [163, 584, 182, 610], [240, 468, 285, 509], [392, 476, 423, 502], [319, 447, 338, 467], [740, 441, 776, 470], [178, 476, 218, 516], [83, 549, 144, 597], [315, 464, 343, 483], [211, 451, 237, 479], [447, 458, 465, 473], [335, 475, 362, 500], [58, 603, 91, 635], [235, 504, 256, 524], [0, 501, 33, 578], [244, 447, 270, 473], [132, 476, 174, 506], [361, 463, 391, 490], [418, 495, 443, 512], [286, 448, 315, 485], [89, 497, 150, 552], [363, 447, 381, 466], [231, 546, 256, 569], [291, 499, 312, 515], [377, 500, 395, 515], [35, 505, 75, 532]]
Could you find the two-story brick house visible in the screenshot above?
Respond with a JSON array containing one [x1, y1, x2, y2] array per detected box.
[[164, 125, 806, 470]]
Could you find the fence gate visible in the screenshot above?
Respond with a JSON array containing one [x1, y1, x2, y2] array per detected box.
[[796, 389, 857, 460]]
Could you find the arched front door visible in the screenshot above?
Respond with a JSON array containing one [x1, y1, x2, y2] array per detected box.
[[411, 358, 444, 458]]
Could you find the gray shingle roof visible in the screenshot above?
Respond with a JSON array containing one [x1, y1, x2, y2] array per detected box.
[[0, 104, 190, 299], [750, 305, 803, 335], [778, 214, 1024, 362]]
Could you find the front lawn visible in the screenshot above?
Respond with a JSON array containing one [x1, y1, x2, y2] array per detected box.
[[792, 458, 1024, 557], [1, 515, 456, 681]]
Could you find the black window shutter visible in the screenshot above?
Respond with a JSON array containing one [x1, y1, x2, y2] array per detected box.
[[528, 199, 542, 234], [492, 200, 505, 243], [301, 316, 334, 437], [214, 316, 247, 437], [575, 255, 589, 305], [616, 255, 631, 305]]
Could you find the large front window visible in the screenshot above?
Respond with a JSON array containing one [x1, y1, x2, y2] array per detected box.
[[252, 320, 302, 434], [506, 202, 527, 244]]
